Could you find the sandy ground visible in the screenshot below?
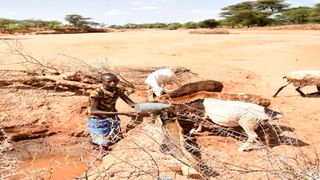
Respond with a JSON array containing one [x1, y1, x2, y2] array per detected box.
[[1, 29, 320, 178]]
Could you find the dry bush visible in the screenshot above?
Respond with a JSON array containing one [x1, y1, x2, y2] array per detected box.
[[189, 28, 230, 35]]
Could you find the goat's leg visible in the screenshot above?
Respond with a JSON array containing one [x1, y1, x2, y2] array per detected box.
[[146, 85, 155, 101], [189, 115, 208, 135], [317, 85, 320, 92], [188, 123, 203, 135], [295, 87, 306, 97], [273, 82, 291, 97], [260, 122, 279, 147], [238, 118, 261, 152], [194, 123, 203, 133]]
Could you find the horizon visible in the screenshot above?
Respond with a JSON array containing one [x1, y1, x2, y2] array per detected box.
[[1, 0, 319, 26]]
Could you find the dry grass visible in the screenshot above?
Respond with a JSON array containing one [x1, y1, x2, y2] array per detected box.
[[189, 28, 230, 35]]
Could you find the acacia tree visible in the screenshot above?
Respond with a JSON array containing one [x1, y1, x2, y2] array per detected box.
[[220, 1, 270, 27], [279, 7, 312, 24], [308, 3, 320, 23], [198, 19, 219, 28], [255, 0, 289, 14], [220, 0, 298, 27], [64, 14, 96, 29], [0, 18, 15, 31]]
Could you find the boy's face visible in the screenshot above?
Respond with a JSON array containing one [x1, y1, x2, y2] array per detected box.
[[102, 76, 119, 90]]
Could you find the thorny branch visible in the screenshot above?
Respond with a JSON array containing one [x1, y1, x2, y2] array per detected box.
[[0, 39, 135, 95]]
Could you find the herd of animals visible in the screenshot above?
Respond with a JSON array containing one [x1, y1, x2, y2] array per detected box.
[[141, 68, 320, 152]]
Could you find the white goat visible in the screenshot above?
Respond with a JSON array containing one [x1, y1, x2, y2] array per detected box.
[[145, 68, 182, 101], [192, 98, 283, 152], [273, 70, 320, 97]]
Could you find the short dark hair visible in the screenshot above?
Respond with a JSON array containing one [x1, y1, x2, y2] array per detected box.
[[100, 73, 118, 82]]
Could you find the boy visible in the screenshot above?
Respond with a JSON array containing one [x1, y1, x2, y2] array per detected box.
[[86, 72, 138, 148]]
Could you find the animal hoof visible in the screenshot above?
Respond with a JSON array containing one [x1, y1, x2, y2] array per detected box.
[[238, 146, 252, 152], [238, 142, 264, 152], [238, 147, 246, 152], [238, 142, 251, 152]]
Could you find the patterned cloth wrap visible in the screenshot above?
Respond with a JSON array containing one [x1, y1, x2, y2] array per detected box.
[[86, 116, 123, 146]]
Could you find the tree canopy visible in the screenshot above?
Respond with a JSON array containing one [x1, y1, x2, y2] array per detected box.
[[64, 14, 100, 29], [255, 0, 289, 14], [280, 7, 312, 24], [220, 0, 318, 27], [220, 1, 271, 27], [198, 19, 219, 28], [308, 3, 320, 23]]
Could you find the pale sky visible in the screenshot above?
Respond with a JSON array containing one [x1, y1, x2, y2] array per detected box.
[[0, 0, 319, 25]]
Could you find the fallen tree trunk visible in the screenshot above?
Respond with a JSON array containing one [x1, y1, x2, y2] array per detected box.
[[0, 73, 99, 92], [0, 71, 136, 95]]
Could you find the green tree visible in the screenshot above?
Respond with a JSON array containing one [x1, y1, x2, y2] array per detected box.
[[19, 20, 36, 29], [198, 19, 219, 28], [281, 7, 312, 24], [48, 21, 63, 30], [183, 22, 199, 29], [108, 25, 123, 29], [308, 3, 320, 23], [255, 0, 289, 14], [153, 23, 168, 28], [167, 23, 182, 30], [123, 23, 138, 29], [64, 14, 93, 29], [5, 23, 20, 33], [220, 1, 270, 27], [0, 18, 16, 31]]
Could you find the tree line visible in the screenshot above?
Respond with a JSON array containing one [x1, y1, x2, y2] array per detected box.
[[0, 14, 105, 33], [220, 0, 320, 27], [0, 0, 320, 33]]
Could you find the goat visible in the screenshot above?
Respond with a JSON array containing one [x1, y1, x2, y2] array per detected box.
[[158, 91, 272, 141], [273, 70, 320, 97], [159, 91, 271, 107], [145, 68, 182, 101], [161, 98, 282, 152], [203, 98, 282, 151], [159, 80, 223, 100]]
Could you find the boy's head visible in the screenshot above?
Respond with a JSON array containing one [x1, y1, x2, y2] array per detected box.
[[101, 73, 119, 90]]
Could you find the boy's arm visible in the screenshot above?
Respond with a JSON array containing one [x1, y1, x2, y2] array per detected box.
[[119, 89, 136, 108]]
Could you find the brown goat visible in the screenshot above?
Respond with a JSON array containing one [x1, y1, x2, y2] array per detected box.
[[161, 80, 223, 99], [159, 91, 271, 107]]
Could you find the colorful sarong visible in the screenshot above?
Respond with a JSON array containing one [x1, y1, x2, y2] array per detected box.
[[85, 116, 123, 146]]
